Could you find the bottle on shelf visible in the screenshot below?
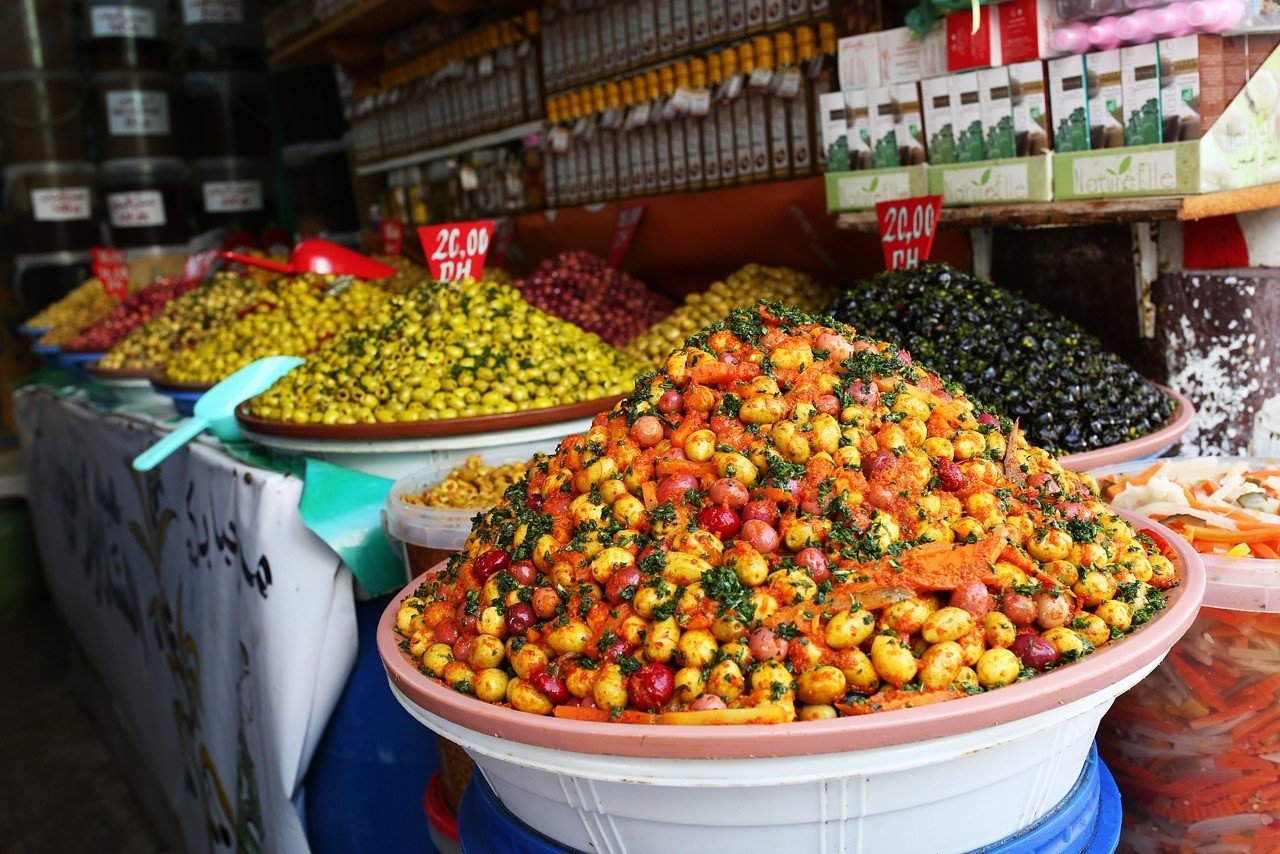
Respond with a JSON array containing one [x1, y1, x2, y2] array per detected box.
[[650, 69, 674, 191], [692, 56, 720, 189], [776, 30, 814, 176], [622, 76, 646, 197], [714, 49, 740, 186], [586, 87, 605, 203], [803, 22, 839, 172], [639, 73, 659, 193], [610, 80, 634, 199], [726, 46, 756, 183], [675, 60, 704, 192], [595, 84, 619, 201], [665, 64, 689, 192], [743, 38, 775, 182]]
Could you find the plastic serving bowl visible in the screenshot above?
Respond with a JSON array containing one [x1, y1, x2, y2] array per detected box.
[[1059, 385, 1195, 471], [378, 510, 1205, 854], [384, 444, 553, 578]]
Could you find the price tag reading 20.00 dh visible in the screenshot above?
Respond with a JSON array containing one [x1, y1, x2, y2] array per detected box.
[[875, 195, 942, 271], [417, 220, 495, 282]]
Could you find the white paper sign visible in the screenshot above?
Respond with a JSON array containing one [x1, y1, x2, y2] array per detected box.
[[182, 0, 242, 22], [106, 90, 171, 136], [202, 180, 264, 213], [108, 190, 166, 227], [90, 5, 158, 38], [31, 187, 92, 221]]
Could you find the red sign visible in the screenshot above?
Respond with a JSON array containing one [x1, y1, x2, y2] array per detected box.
[[417, 220, 494, 282], [608, 203, 646, 268], [91, 247, 130, 297], [183, 249, 220, 285], [491, 218, 516, 269], [875, 195, 942, 271], [381, 218, 404, 256]]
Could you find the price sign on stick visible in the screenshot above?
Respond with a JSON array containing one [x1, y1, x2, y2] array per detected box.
[[92, 247, 130, 297], [875, 195, 942, 271], [417, 220, 494, 282], [609, 203, 646, 268], [381, 219, 404, 256]]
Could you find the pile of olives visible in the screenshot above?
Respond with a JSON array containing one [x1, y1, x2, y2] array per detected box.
[[163, 275, 391, 385], [30, 278, 141, 347], [624, 264, 834, 365], [826, 264, 1175, 455], [248, 278, 645, 425]]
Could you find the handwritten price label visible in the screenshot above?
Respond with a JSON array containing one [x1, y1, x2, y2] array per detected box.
[[609, 203, 646, 268], [183, 249, 220, 285], [92, 247, 130, 297], [381, 219, 404, 256], [875, 195, 942, 271], [417, 220, 494, 282]]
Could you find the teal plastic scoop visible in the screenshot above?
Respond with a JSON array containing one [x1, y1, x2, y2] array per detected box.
[[133, 356, 304, 472]]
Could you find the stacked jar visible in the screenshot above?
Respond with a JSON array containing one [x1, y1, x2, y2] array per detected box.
[[1, 0, 97, 282], [87, 0, 190, 251], [179, 0, 272, 241]]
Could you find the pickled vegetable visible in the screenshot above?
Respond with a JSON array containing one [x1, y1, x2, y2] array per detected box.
[[30, 278, 144, 347], [65, 276, 199, 354], [402, 455, 534, 510]]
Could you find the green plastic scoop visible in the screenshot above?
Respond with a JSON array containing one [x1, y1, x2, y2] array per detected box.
[[133, 356, 304, 472]]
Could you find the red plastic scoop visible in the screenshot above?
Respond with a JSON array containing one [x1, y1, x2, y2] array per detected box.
[[222, 239, 397, 280]]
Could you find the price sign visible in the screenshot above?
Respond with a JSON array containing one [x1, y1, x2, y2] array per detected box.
[[491, 218, 516, 269], [875, 195, 942, 271], [91, 247, 130, 297], [381, 218, 404, 256], [183, 249, 220, 285], [417, 220, 495, 282], [609, 203, 646, 268]]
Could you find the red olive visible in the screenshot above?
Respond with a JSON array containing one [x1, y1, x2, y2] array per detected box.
[[794, 547, 830, 583], [509, 560, 537, 586], [605, 564, 642, 603], [936, 459, 965, 492], [472, 549, 510, 583], [505, 602, 536, 634], [529, 669, 570, 704], [1011, 633, 1058, 671], [949, 579, 993, 619], [697, 505, 742, 540], [628, 662, 675, 710]]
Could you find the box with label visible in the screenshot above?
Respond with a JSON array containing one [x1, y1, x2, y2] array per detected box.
[[946, 5, 1001, 72], [838, 32, 881, 90], [1158, 34, 1230, 142], [893, 82, 926, 165], [920, 22, 948, 79], [921, 76, 956, 163], [868, 85, 900, 168], [978, 66, 1016, 159], [1086, 50, 1124, 149], [1010, 61, 1050, 155], [1048, 55, 1089, 152], [1121, 44, 1162, 146], [824, 163, 930, 211], [950, 72, 986, 162], [879, 27, 922, 84], [845, 88, 874, 170], [997, 0, 1058, 65], [928, 153, 1053, 205], [818, 90, 850, 169]]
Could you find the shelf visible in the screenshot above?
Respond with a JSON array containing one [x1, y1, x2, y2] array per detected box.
[[270, 0, 437, 67], [834, 184, 1280, 232], [354, 120, 545, 176]]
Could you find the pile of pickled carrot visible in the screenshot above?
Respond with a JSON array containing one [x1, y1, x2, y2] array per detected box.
[[1100, 608, 1280, 850], [1098, 458, 1280, 560]]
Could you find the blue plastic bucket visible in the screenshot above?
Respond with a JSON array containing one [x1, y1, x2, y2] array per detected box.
[[304, 595, 441, 854], [153, 387, 202, 416], [459, 746, 1120, 854], [58, 350, 105, 376]]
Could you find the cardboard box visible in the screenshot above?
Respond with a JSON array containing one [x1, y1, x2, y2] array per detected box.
[[1158, 34, 1232, 142], [946, 5, 1001, 72], [824, 164, 930, 211], [879, 27, 922, 84], [1048, 55, 1089, 152], [838, 33, 881, 90], [921, 75, 957, 163], [929, 153, 1053, 204], [1086, 50, 1125, 149], [845, 88, 874, 170], [817, 90, 849, 168], [978, 66, 1016, 158], [920, 22, 948, 79], [950, 72, 987, 162], [893, 82, 927, 165], [1009, 60, 1050, 155], [1121, 44, 1163, 146], [998, 0, 1056, 65], [868, 85, 901, 168]]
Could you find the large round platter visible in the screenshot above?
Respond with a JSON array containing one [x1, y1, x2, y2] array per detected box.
[[378, 509, 1204, 761], [149, 373, 216, 396], [234, 394, 626, 441], [85, 362, 157, 385], [1059, 385, 1194, 471], [19, 325, 50, 338]]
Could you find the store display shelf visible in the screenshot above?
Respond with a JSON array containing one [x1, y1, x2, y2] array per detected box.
[[355, 120, 545, 176], [270, 0, 437, 67], [834, 184, 1280, 232]]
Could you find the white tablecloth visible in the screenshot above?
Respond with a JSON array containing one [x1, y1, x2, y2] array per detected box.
[[15, 386, 356, 853]]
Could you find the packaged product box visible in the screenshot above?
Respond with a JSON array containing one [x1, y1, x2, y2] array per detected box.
[[978, 66, 1016, 158], [893, 82, 927, 165], [1086, 50, 1125, 149], [879, 27, 922, 84], [946, 5, 1001, 72], [868, 85, 900, 168], [1157, 35, 1223, 142], [997, 0, 1058, 64], [1121, 43, 1163, 146], [1009, 60, 1050, 155], [1048, 55, 1089, 151], [949, 71, 987, 161], [838, 32, 881, 90], [920, 22, 948, 79], [845, 88, 874, 170], [921, 75, 957, 163], [818, 90, 847, 168]]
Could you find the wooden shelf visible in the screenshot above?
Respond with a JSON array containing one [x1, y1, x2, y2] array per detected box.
[[834, 184, 1280, 232], [270, 0, 436, 67], [354, 120, 545, 176]]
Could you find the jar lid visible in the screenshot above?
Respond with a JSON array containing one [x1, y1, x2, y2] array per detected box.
[[191, 156, 270, 180], [100, 156, 189, 183], [3, 161, 96, 183], [91, 69, 177, 89]]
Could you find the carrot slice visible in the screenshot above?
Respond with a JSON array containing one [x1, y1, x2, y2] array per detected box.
[[1167, 651, 1229, 711], [552, 706, 658, 725]]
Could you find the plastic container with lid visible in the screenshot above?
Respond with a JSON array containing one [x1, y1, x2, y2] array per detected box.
[[92, 70, 179, 159], [180, 0, 266, 70], [181, 70, 269, 158], [1093, 456, 1280, 849], [5, 162, 99, 254], [0, 70, 89, 164], [101, 158, 190, 247], [191, 157, 269, 232], [84, 0, 172, 71]]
